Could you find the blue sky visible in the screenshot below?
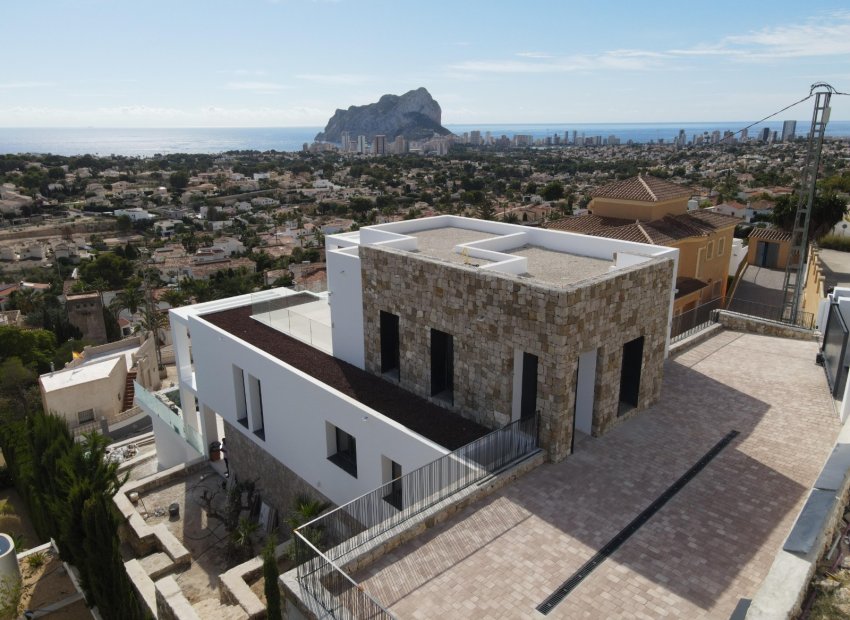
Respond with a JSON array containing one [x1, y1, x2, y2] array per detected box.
[[2, 0, 849, 127]]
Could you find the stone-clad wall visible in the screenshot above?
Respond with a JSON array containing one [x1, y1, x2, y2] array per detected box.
[[360, 245, 674, 462], [223, 420, 333, 522]]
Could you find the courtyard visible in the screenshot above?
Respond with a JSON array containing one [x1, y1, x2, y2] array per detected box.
[[354, 330, 840, 619]]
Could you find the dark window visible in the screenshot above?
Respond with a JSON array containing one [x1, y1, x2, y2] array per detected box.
[[77, 408, 94, 424], [380, 311, 401, 376], [383, 460, 403, 510], [248, 374, 265, 440], [520, 353, 538, 420], [328, 426, 357, 477], [618, 336, 644, 413], [430, 329, 454, 403], [233, 366, 248, 428]]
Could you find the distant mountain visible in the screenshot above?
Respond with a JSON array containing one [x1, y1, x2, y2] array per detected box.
[[315, 87, 452, 143]]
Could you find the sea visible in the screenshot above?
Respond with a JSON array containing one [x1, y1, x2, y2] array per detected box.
[[1, 122, 849, 157]]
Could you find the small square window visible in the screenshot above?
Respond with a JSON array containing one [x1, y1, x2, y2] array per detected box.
[[328, 425, 357, 477]]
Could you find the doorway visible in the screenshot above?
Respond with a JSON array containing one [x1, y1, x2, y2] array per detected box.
[[520, 353, 538, 420], [618, 337, 644, 414], [380, 311, 400, 376]]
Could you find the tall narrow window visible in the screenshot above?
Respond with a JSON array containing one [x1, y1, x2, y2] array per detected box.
[[618, 336, 644, 414], [233, 365, 248, 428], [380, 311, 400, 377], [430, 329, 454, 404], [328, 424, 357, 477], [248, 374, 264, 439], [383, 459, 403, 510], [520, 353, 538, 420]]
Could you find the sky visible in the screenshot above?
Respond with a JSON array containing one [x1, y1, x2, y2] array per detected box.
[[2, 0, 849, 127]]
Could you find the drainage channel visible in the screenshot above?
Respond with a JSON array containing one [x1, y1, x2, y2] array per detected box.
[[536, 429, 740, 615]]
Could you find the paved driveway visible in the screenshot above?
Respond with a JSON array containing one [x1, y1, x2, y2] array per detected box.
[[356, 331, 840, 619], [729, 265, 786, 309]]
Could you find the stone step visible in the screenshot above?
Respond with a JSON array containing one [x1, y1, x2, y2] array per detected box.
[[139, 551, 175, 581], [193, 597, 249, 620]]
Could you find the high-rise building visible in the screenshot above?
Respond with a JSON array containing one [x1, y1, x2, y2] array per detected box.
[[759, 128, 770, 142], [340, 131, 351, 152], [740, 128, 748, 142], [710, 130, 721, 144], [357, 135, 367, 154], [572, 130, 578, 145], [373, 135, 387, 155], [469, 130, 481, 146], [782, 120, 797, 142], [393, 135, 406, 155]]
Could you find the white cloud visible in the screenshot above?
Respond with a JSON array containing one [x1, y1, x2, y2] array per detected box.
[[295, 73, 372, 85], [516, 51, 552, 59], [0, 81, 53, 89], [450, 49, 666, 75], [224, 81, 290, 93], [671, 10, 850, 60]]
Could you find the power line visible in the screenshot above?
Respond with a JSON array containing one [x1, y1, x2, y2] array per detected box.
[[720, 93, 813, 144]]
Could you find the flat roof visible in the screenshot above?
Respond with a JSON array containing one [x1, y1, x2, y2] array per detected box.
[[40, 356, 122, 392], [408, 227, 497, 266], [511, 244, 611, 286], [202, 304, 489, 450], [405, 228, 613, 286]]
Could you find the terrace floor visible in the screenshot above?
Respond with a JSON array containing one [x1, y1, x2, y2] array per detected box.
[[355, 330, 841, 619]]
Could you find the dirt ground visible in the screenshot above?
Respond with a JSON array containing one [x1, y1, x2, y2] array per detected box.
[[0, 488, 43, 553]]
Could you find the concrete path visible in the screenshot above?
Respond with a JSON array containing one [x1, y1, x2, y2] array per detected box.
[[356, 331, 839, 619], [729, 265, 786, 309]]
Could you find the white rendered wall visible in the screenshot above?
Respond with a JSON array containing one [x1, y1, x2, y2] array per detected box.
[[150, 409, 203, 469], [327, 245, 365, 369], [189, 315, 448, 507]]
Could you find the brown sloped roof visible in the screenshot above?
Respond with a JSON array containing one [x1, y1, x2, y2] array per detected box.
[[591, 174, 692, 202], [545, 209, 738, 245], [675, 276, 709, 298], [748, 227, 792, 242], [687, 209, 740, 229]]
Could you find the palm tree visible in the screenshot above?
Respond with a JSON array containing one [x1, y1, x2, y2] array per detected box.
[[160, 289, 186, 309], [110, 286, 144, 317]]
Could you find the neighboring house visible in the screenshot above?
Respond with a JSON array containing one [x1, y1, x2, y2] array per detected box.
[[140, 215, 678, 523], [39, 335, 160, 434], [65, 292, 107, 344], [747, 227, 793, 269], [545, 174, 738, 314], [114, 207, 153, 221], [154, 219, 181, 237]]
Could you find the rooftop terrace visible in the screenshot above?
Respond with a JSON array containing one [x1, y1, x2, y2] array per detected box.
[[202, 302, 489, 450]]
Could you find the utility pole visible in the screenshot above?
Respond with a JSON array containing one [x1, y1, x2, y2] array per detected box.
[[780, 82, 836, 324]]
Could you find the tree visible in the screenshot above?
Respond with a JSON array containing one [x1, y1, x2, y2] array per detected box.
[[541, 181, 565, 202], [79, 253, 134, 290], [263, 535, 282, 620], [476, 201, 495, 220], [0, 358, 38, 418], [116, 214, 132, 235], [0, 326, 56, 373], [169, 170, 189, 191], [160, 289, 187, 309], [110, 285, 144, 316], [772, 192, 847, 239]]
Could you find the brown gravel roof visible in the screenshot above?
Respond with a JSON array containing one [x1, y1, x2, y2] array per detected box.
[[591, 174, 692, 202], [748, 227, 793, 242], [202, 305, 489, 450]]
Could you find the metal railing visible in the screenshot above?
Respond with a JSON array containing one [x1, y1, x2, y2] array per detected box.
[[294, 414, 539, 619], [670, 297, 724, 343], [725, 296, 816, 329]]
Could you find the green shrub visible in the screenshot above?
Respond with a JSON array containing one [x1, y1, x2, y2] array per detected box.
[[818, 235, 850, 252]]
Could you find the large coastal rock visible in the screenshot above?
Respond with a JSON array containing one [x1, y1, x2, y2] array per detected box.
[[315, 87, 452, 143]]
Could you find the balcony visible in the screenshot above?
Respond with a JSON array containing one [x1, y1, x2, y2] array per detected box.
[[134, 381, 204, 455]]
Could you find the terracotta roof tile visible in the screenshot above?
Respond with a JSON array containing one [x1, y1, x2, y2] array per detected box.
[[591, 174, 692, 202], [748, 227, 792, 242]]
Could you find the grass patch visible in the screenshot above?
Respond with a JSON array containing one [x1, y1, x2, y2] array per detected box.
[[818, 235, 850, 252]]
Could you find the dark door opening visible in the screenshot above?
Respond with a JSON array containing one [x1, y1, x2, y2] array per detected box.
[[380, 311, 400, 376], [383, 460, 403, 510], [430, 329, 454, 403], [520, 352, 538, 420], [618, 336, 644, 414]]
